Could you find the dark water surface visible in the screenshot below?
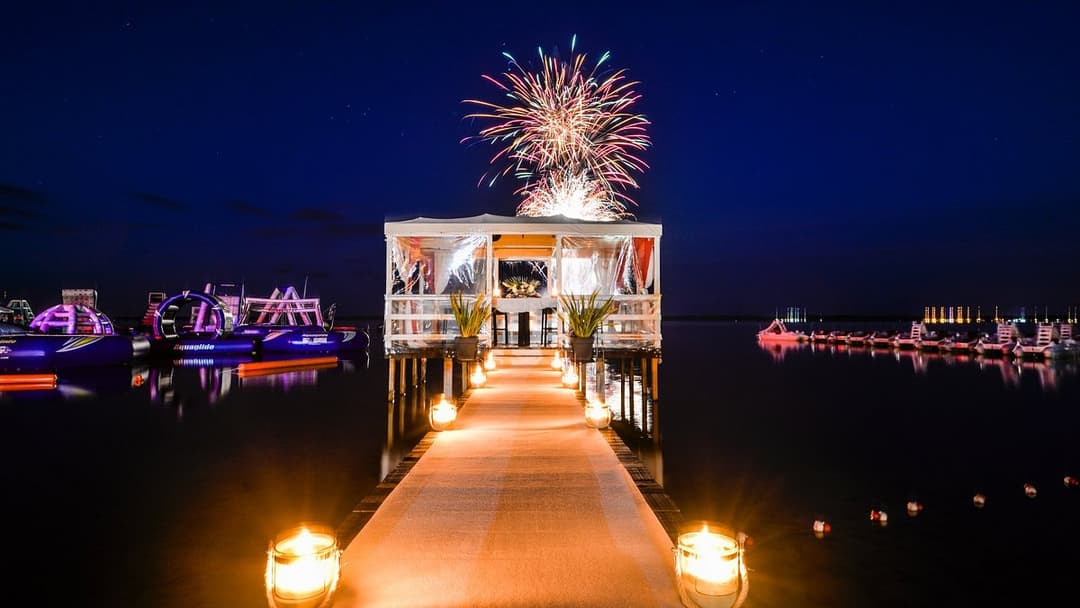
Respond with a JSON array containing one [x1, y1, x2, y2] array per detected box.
[[3, 321, 1078, 607]]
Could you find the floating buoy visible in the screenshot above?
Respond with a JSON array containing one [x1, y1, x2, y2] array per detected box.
[[1024, 483, 1037, 498], [1065, 476, 1078, 488], [973, 493, 987, 508], [812, 520, 831, 538], [906, 501, 923, 516]]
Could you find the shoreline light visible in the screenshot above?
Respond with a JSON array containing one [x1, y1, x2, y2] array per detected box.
[[675, 524, 748, 608], [584, 400, 612, 429], [561, 364, 579, 388], [551, 350, 563, 369], [265, 524, 340, 608], [429, 395, 458, 431], [470, 363, 487, 388]]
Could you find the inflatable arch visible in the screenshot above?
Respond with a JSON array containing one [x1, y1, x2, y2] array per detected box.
[[154, 291, 235, 339]]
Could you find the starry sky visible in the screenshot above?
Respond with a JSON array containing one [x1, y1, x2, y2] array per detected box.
[[2, 1, 1078, 318]]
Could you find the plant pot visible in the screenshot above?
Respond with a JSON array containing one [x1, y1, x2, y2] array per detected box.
[[454, 336, 479, 361], [570, 335, 595, 362]]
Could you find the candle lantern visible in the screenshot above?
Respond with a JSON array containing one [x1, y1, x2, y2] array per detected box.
[[484, 350, 497, 371], [551, 350, 563, 369], [584, 400, 613, 429], [675, 524, 748, 608], [470, 363, 487, 387], [429, 395, 458, 431], [265, 523, 340, 608], [561, 364, 579, 388]]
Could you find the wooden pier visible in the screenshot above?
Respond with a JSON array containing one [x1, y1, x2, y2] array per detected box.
[[333, 363, 682, 607]]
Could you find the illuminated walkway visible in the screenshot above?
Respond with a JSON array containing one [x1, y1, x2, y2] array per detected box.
[[335, 365, 681, 607]]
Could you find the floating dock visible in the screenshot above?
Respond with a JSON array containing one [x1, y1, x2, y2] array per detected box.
[[334, 364, 682, 607]]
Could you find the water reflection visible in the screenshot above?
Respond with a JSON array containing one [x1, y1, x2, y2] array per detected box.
[[584, 357, 663, 486], [759, 341, 1076, 392]]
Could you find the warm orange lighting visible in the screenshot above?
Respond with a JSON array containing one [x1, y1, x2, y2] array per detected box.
[[812, 520, 831, 539], [0, 373, 58, 386], [584, 400, 612, 429], [973, 493, 986, 508], [239, 357, 339, 378], [676, 524, 747, 607], [265, 524, 340, 608], [561, 364, 578, 387], [470, 364, 487, 387], [429, 395, 458, 431], [550, 350, 563, 369], [484, 350, 496, 370]]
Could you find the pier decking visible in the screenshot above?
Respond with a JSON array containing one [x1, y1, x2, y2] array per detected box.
[[334, 364, 681, 607]]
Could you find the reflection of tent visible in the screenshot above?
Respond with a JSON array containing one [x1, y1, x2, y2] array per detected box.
[[384, 214, 662, 354]]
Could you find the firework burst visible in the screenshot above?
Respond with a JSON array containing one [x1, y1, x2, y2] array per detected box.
[[518, 170, 627, 221], [463, 38, 650, 220]]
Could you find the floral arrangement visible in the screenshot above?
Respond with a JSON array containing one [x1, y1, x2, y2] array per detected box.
[[501, 277, 541, 298]]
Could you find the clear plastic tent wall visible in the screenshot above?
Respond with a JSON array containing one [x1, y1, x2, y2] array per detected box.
[[559, 236, 654, 295], [386, 234, 490, 354], [390, 235, 488, 295]]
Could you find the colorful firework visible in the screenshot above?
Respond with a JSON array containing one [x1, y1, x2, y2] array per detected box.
[[517, 170, 627, 221], [463, 38, 650, 219]]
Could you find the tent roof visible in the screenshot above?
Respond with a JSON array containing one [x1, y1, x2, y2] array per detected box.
[[384, 213, 662, 237]]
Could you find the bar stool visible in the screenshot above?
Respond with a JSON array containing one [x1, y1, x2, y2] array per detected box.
[[540, 307, 558, 347], [491, 309, 509, 346]]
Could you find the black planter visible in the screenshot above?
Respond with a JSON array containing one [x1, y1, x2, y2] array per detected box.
[[454, 336, 479, 361], [570, 335, 595, 362]]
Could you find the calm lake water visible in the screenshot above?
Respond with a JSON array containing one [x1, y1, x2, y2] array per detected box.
[[3, 321, 1077, 607]]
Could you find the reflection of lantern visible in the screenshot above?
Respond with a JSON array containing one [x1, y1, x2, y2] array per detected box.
[[484, 351, 496, 371], [584, 401, 612, 429], [471, 364, 487, 387], [675, 524, 748, 608], [561, 364, 578, 388], [551, 351, 563, 369], [429, 395, 458, 431], [265, 524, 340, 608]]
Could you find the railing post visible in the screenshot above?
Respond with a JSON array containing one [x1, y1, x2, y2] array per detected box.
[[387, 356, 396, 403], [443, 357, 454, 401]]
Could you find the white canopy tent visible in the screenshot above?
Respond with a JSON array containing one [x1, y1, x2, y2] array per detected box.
[[384, 214, 662, 355]]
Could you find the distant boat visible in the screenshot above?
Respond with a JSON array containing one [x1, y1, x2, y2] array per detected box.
[[1057, 323, 1078, 355], [756, 318, 807, 343], [869, 330, 896, 348], [827, 329, 849, 344], [940, 331, 981, 353], [893, 322, 925, 349], [1013, 324, 1065, 361], [2, 299, 33, 326], [847, 330, 869, 346], [916, 328, 944, 351], [975, 322, 1019, 357]]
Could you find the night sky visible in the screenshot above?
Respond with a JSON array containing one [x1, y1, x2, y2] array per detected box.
[[2, 2, 1078, 319]]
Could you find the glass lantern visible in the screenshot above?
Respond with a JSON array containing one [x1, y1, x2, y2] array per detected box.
[[265, 523, 340, 608], [675, 523, 748, 608]]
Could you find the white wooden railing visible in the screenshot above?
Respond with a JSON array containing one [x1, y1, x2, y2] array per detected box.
[[384, 293, 661, 354]]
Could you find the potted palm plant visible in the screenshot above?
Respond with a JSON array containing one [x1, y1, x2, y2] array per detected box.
[[559, 290, 617, 362], [449, 291, 489, 361]]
